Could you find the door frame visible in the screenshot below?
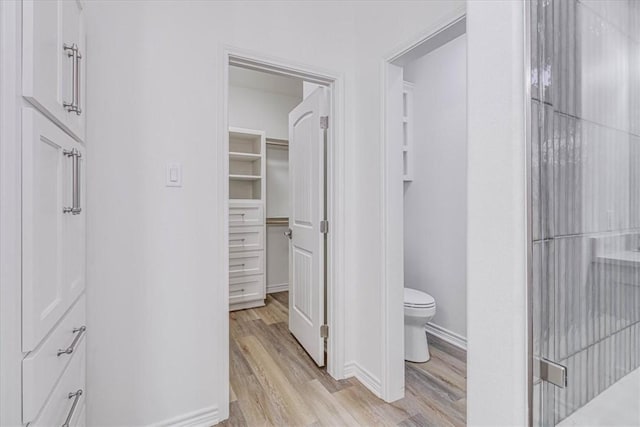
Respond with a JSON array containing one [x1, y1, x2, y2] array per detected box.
[[218, 46, 347, 411], [379, 9, 466, 401]]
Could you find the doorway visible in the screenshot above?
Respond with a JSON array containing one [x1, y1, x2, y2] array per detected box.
[[220, 50, 348, 418], [381, 14, 468, 403]]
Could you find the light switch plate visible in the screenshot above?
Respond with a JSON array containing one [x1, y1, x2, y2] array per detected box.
[[166, 162, 182, 187]]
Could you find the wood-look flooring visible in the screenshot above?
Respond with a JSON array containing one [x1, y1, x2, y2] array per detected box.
[[222, 292, 466, 427]]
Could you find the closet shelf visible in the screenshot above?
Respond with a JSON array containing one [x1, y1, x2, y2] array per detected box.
[[229, 152, 262, 161], [229, 174, 262, 181]]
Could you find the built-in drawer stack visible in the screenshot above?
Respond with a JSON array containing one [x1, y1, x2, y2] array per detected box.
[[21, 0, 87, 424], [229, 201, 266, 310], [22, 297, 87, 426]]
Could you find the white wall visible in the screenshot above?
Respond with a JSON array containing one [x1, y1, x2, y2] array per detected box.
[[466, 1, 528, 425], [402, 34, 467, 342], [84, 1, 470, 425], [228, 68, 302, 140], [85, 3, 354, 425]]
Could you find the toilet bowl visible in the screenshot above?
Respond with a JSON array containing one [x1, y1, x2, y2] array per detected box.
[[404, 287, 436, 363]]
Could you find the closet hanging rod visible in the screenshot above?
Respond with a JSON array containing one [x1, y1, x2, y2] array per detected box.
[[266, 217, 289, 225], [266, 138, 288, 148]]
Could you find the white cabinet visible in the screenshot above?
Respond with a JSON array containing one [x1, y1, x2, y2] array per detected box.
[[22, 297, 86, 424], [229, 127, 266, 311], [22, 108, 86, 352], [22, 0, 86, 142], [28, 337, 86, 427]]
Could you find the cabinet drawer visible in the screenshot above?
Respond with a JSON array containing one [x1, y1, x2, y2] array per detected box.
[[229, 203, 263, 227], [229, 226, 264, 252], [229, 251, 264, 277], [230, 275, 265, 304], [23, 295, 86, 423], [29, 339, 86, 427]]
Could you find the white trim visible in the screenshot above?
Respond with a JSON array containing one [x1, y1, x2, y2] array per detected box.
[[425, 323, 467, 351], [344, 362, 382, 398], [153, 406, 220, 427], [266, 282, 288, 294], [0, 2, 24, 425], [379, 6, 467, 403], [220, 46, 348, 421]]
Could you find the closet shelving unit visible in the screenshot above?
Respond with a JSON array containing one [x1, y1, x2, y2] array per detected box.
[[402, 81, 414, 182], [228, 127, 267, 311], [229, 127, 266, 200]]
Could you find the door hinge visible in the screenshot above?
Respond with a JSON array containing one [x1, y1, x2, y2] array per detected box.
[[320, 324, 329, 338], [320, 220, 329, 234], [538, 358, 567, 388], [320, 116, 329, 129]]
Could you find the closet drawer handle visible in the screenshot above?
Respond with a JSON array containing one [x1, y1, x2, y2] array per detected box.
[[230, 213, 246, 217], [230, 288, 245, 294], [62, 389, 83, 427], [230, 263, 246, 268], [57, 326, 86, 357], [229, 238, 246, 242]]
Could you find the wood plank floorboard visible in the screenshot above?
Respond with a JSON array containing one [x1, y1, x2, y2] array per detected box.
[[220, 292, 467, 427]]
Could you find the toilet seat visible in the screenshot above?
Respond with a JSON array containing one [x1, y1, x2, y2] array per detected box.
[[404, 287, 435, 308]]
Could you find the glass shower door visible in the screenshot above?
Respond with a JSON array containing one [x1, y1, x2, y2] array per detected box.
[[530, 0, 640, 425]]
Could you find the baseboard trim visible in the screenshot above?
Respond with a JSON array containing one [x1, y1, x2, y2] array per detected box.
[[344, 361, 382, 397], [267, 282, 288, 293], [425, 322, 467, 351], [153, 405, 219, 427]]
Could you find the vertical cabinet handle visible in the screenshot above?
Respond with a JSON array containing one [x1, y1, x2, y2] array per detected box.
[[61, 389, 83, 427], [62, 43, 82, 116], [75, 48, 82, 115], [63, 149, 75, 214], [72, 151, 82, 215], [62, 149, 82, 215]]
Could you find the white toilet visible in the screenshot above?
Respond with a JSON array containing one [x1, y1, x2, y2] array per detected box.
[[404, 287, 436, 363]]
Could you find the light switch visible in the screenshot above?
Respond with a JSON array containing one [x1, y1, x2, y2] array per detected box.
[[166, 162, 182, 187]]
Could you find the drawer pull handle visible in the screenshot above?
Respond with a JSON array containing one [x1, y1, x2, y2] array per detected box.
[[229, 238, 246, 242], [230, 263, 245, 268], [230, 288, 245, 294], [230, 213, 246, 217], [62, 389, 83, 427], [57, 326, 86, 357]]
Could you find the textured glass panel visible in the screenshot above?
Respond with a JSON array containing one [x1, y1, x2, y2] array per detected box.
[[531, 1, 640, 425]]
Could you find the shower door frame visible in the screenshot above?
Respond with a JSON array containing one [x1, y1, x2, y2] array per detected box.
[[525, 1, 535, 426]]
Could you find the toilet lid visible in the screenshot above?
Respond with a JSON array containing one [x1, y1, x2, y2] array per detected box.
[[404, 287, 435, 308]]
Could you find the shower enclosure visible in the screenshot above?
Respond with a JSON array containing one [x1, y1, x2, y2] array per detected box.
[[530, 0, 640, 425]]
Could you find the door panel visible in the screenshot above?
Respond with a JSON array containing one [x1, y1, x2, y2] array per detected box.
[[22, 0, 85, 142], [22, 108, 85, 351], [64, 144, 86, 306], [288, 87, 327, 367]]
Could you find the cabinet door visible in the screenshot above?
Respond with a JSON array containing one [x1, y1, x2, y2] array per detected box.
[[22, 109, 84, 351], [64, 143, 86, 306], [22, 0, 86, 142]]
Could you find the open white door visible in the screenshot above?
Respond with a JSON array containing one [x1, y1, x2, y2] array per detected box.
[[287, 87, 327, 367]]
